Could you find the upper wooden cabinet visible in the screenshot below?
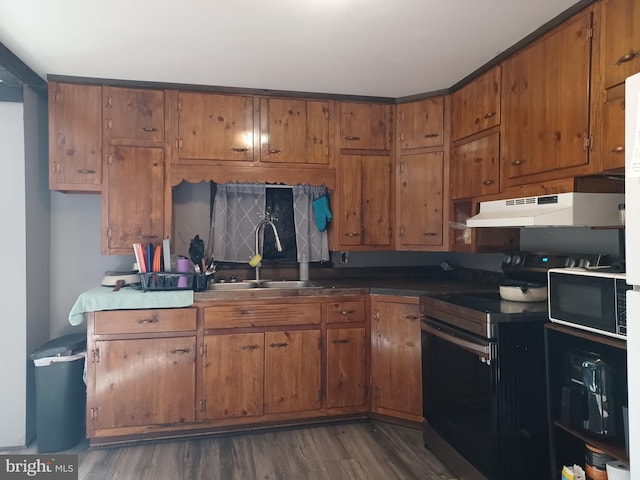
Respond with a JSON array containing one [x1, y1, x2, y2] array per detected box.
[[602, 0, 640, 89], [397, 97, 444, 150], [174, 92, 255, 163], [335, 154, 392, 249], [259, 98, 331, 165], [339, 102, 393, 151], [451, 66, 501, 141], [49, 82, 102, 192], [396, 152, 444, 249], [102, 146, 165, 254], [501, 9, 595, 186], [450, 130, 500, 199], [103, 87, 164, 144], [602, 84, 626, 171]]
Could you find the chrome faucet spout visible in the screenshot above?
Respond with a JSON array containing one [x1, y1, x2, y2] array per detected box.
[[254, 219, 283, 281]]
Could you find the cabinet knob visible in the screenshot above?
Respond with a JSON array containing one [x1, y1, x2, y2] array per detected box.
[[423, 232, 438, 237], [266, 149, 281, 154], [77, 169, 96, 175], [339, 310, 355, 315], [610, 145, 625, 153], [332, 339, 350, 345], [269, 342, 289, 348], [344, 232, 360, 237], [403, 315, 419, 321], [344, 136, 361, 141], [141, 127, 159, 132], [483, 111, 497, 119], [231, 147, 249, 152], [511, 159, 524, 166], [482, 179, 495, 185], [241, 344, 260, 351], [170, 348, 191, 354], [423, 133, 440, 138], [616, 51, 639, 65], [137, 314, 158, 324]]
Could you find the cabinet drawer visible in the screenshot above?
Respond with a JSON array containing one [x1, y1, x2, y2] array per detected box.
[[204, 303, 321, 329], [326, 301, 366, 323], [94, 308, 197, 334]]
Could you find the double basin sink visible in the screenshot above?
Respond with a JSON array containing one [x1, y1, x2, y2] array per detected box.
[[207, 280, 322, 291]]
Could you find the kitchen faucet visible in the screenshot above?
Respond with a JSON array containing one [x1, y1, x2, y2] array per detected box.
[[251, 219, 283, 281]]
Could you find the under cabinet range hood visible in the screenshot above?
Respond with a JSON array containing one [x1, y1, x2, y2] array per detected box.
[[466, 192, 625, 228]]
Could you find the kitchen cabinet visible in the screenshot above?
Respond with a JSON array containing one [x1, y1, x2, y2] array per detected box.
[[264, 329, 322, 414], [601, 84, 626, 171], [339, 102, 393, 151], [102, 145, 165, 254], [103, 86, 164, 145], [326, 298, 368, 410], [450, 130, 500, 199], [259, 97, 331, 165], [370, 296, 422, 421], [450, 66, 501, 141], [201, 333, 264, 420], [86, 308, 197, 438], [334, 154, 392, 249], [545, 323, 628, 478], [397, 97, 444, 150], [501, 8, 596, 186], [173, 91, 256, 163], [48, 82, 102, 192], [602, 0, 640, 89], [396, 152, 444, 249]]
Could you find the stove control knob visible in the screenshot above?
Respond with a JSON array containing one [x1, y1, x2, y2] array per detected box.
[[503, 255, 512, 265], [565, 258, 577, 267], [578, 259, 586, 268], [512, 255, 522, 266], [582, 259, 591, 268]]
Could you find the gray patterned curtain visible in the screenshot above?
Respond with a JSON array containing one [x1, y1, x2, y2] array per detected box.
[[292, 185, 330, 262], [209, 183, 266, 262]]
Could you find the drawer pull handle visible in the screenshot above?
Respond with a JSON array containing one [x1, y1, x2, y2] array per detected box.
[[77, 169, 96, 174], [241, 344, 261, 351], [423, 232, 438, 236], [340, 310, 355, 315], [423, 133, 440, 138], [332, 339, 350, 345], [141, 127, 158, 132], [511, 159, 524, 166], [403, 315, 419, 321], [610, 145, 625, 153], [483, 111, 497, 119], [231, 147, 249, 152], [137, 315, 158, 324], [344, 136, 361, 141], [266, 149, 281, 154], [344, 232, 360, 237], [170, 348, 190, 354], [616, 51, 639, 64], [270, 342, 289, 348], [482, 179, 495, 185], [141, 234, 159, 239]]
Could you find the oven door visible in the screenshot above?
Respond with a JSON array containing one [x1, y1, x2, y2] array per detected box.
[[421, 318, 497, 479]]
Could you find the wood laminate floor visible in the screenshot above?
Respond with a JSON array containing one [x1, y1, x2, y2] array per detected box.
[[2, 421, 458, 480]]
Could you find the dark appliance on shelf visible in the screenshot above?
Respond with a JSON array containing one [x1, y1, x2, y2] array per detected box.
[[419, 252, 609, 480], [561, 349, 617, 437]]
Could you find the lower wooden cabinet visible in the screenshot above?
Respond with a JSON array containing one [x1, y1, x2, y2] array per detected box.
[[326, 327, 367, 408], [370, 295, 422, 421]]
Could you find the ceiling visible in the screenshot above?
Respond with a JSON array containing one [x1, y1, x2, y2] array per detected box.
[[0, 0, 583, 98]]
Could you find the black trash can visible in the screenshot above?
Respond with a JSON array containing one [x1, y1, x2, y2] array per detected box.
[[30, 333, 87, 453]]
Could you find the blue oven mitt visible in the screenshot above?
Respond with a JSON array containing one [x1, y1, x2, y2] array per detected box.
[[312, 195, 332, 232]]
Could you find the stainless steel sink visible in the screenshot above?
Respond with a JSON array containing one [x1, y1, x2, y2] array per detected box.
[[259, 280, 322, 289], [207, 281, 258, 291]]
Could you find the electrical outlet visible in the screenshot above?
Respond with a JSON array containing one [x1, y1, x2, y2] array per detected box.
[[340, 252, 349, 264]]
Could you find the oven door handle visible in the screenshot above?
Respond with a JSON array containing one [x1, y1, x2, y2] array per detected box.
[[422, 320, 493, 363]]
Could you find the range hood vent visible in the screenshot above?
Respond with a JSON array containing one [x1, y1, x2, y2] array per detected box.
[[466, 192, 625, 228]]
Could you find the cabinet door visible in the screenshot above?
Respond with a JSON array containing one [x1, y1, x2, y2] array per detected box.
[[326, 327, 367, 409], [104, 87, 164, 144], [264, 330, 321, 414], [371, 298, 422, 418], [396, 152, 444, 248], [92, 337, 196, 430], [602, 86, 626, 171], [338, 155, 392, 247], [260, 98, 330, 165], [48, 82, 102, 191], [176, 92, 254, 162], [451, 66, 501, 141], [450, 131, 500, 199], [103, 146, 164, 253], [340, 102, 392, 150], [501, 10, 593, 184], [603, 0, 640, 89], [398, 97, 444, 149], [201, 333, 264, 420]]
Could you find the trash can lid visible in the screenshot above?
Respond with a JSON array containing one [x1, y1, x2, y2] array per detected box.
[[30, 333, 86, 360]]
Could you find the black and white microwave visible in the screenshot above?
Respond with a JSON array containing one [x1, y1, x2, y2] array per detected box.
[[548, 268, 630, 339]]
